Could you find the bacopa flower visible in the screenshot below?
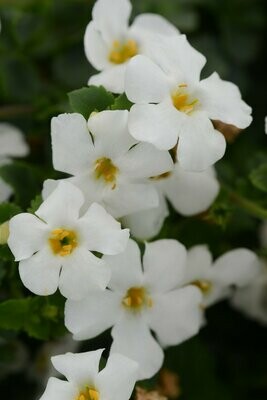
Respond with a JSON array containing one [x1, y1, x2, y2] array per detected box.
[[183, 245, 261, 307], [39, 349, 138, 400], [0, 123, 29, 202], [65, 239, 203, 379], [125, 35, 252, 171], [122, 165, 219, 240], [8, 181, 129, 300], [49, 111, 173, 219], [84, 0, 179, 93]]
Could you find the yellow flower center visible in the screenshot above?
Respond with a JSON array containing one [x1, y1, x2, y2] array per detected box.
[[122, 287, 153, 310], [49, 228, 78, 257], [94, 157, 118, 189], [172, 84, 198, 114], [109, 39, 138, 64], [191, 280, 213, 295], [76, 388, 99, 400]]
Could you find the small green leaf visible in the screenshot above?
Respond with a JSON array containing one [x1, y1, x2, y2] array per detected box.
[[68, 86, 114, 119], [111, 93, 132, 110], [27, 194, 42, 214], [249, 163, 267, 193], [0, 203, 21, 224]]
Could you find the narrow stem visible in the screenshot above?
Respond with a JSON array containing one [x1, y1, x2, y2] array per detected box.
[[0, 105, 34, 119]]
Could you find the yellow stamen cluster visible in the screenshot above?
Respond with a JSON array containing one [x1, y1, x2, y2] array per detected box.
[[191, 280, 212, 294], [49, 228, 78, 256], [77, 388, 99, 400], [122, 287, 153, 310], [94, 157, 118, 189], [172, 84, 198, 114], [109, 39, 138, 64]]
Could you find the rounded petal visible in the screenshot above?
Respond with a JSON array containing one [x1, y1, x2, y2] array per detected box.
[[39, 377, 77, 400], [184, 245, 213, 284], [212, 248, 261, 287], [36, 181, 84, 226], [143, 239, 187, 292], [59, 248, 110, 300], [0, 123, 29, 158], [78, 203, 129, 255], [89, 64, 126, 94], [96, 353, 138, 400], [177, 112, 226, 171], [19, 247, 61, 296], [51, 113, 93, 175], [198, 72, 252, 129], [125, 55, 169, 104], [128, 102, 182, 150], [148, 286, 203, 347], [84, 21, 110, 70], [65, 291, 121, 340], [0, 178, 12, 202], [111, 313, 164, 380], [8, 213, 48, 261], [102, 239, 143, 292], [162, 165, 219, 216], [117, 142, 173, 179], [131, 13, 180, 37], [51, 350, 104, 387]]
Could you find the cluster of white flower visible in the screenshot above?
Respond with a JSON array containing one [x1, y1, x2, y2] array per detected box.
[[3, 0, 262, 397]]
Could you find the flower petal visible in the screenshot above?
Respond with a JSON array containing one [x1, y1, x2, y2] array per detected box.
[[143, 239, 187, 292], [184, 245, 213, 284], [51, 113, 93, 175], [131, 13, 180, 37], [0, 178, 12, 202], [177, 112, 226, 171], [84, 21, 110, 70], [198, 72, 252, 129], [148, 286, 203, 347], [89, 65, 127, 94], [111, 313, 164, 379], [8, 213, 48, 261], [39, 377, 77, 400], [0, 123, 29, 158], [19, 247, 61, 296]]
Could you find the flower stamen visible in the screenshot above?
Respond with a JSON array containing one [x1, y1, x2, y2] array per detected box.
[[109, 39, 138, 64], [49, 228, 78, 256], [77, 387, 99, 400], [191, 280, 212, 294], [122, 287, 153, 310], [94, 157, 118, 189], [172, 84, 198, 114]]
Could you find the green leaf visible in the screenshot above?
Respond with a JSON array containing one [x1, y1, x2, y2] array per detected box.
[[27, 194, 42, 214], [68, 86, 114, 119], [0, 203, 21, 224], [249, 163, 267, 193], [111, 93, 132, 110]]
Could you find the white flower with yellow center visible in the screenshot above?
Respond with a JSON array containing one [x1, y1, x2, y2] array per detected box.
[[84, 0, 180, 93], [125, 34, 252, 171], [65, 239, 203, 379], [0, 123, 29, 202], [39, 349, 138, 400], [48, 111, 173, 219], [8, 181, 129, 300], [183, 245, 261, 308], [122, 165, 219, 240]]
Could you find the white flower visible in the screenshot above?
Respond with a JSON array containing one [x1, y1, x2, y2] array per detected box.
[[8, 181, 129, 300], [48, 111, 173, 219], [125, 34, 252, 171], [39, 349, 138, 400], [0, 123, 29, 202], [183, 245, 261, 307], [65, 239, 203, 379], [84, 0, 179, 93], [122, 165, 219, 240]]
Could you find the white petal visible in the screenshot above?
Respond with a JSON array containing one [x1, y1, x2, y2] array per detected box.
[[198, 72, 252, 129], [42, 178, 59, 200], [0, 123, 29, 158], [162, 165, 219, 215], [39, 377, 77, 400], [103, 239, 143, 291], [36, 181, 84, 226], [51, 113, 93, 175], [143, 239, 187, 292], [19, 247, 61, 296], [84, 21, 110, 70], [52, 349, 104, 387], [117, 142, 173, 179], [0, 178, 12, 202], [8, 213, 48, 261], [78, 203, 129, 255], [111, 313, 164, 380], [177, 112, 226, 171], [148, 286, 203, 347], [212, 248, 261, 287], [184, 245, 213, 284], [96, 353, 138, 400], [131, 13, 180, 37], [65, 291, 121, 340], [59, 248, 110, 300], [203, 284, 232, 308], [89, 64, 126, 94], [125, 55, 169, 103], [105, 182, 159, 218], [128, 102, 182, 150], [122, 192, 169, 240], [92, 0, 131, 44], [88, 110, 136, 159]]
